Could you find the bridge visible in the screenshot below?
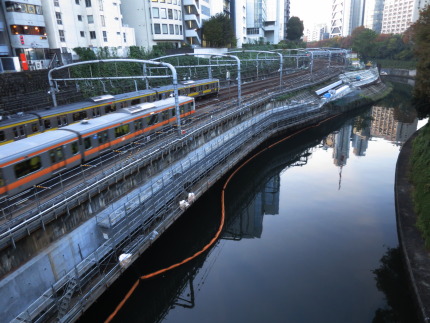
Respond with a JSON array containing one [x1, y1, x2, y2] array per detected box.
[[0, 50, 382, 323]]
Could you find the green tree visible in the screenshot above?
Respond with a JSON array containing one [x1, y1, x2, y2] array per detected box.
[[286, 16, 304, 41], [350, 26, 377, 62], [202, 13, 236, 48], [412, 5, 430, 119]]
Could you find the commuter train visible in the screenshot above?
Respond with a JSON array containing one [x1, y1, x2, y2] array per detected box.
[[0, 78, 219, 145], [0, 96, 195, 197]]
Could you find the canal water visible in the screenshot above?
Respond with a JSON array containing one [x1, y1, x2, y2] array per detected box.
[[81, 81, 425, 323]]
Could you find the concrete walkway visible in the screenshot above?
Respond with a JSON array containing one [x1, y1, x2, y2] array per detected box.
[[395, 130, 430, 322]]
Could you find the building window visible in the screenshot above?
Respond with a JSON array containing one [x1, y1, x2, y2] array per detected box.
[[162, 24, 168, 34], [90, 31, 96, 39], [175, 24, 179, 34], [54, 0, 59, 7], [102, 31, 107, 41], [168, 9, 173, 19], [180, 25, 182, 35], [56, 12, 62, 25], [88, 15, 94, 23], [98, 0, 103, 10], [59, 30, 65, 42], [169, 24, 174, 34], [80, 31, 85, 37], [154, 23, 161, 34], [123, 32, 127, 42], [78, 15, 82, 21], [174, 9, 178, 19], [85, 0, 92, 7], [179, 10, 182, 20], [75, 0, 79, 4], [152, 7, 159, 18], [100, 15, 105, 26], [161, 8, 166, 18]]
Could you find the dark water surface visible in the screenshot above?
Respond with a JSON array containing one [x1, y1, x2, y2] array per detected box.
[[81, 83, 424, 323]]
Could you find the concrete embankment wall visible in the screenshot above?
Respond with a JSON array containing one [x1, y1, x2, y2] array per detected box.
[[2, 69, 386, 322], [381, 68, 416, 79]]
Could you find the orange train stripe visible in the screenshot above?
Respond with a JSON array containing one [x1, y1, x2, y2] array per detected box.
[[5, 154, 81, 192], [2, 109, 195, 193]]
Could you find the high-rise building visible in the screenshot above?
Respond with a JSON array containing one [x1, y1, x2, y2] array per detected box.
[[381, 0, 430, 34], [363, 0, 385, 33], [231, 0, 248, 47], [330, 0, 365, 37]]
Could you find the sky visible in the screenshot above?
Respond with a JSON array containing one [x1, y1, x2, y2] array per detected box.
[[289, 0, 332, 30]]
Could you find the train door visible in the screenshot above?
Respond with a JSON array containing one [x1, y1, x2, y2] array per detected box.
[[27, 122, 40, 136], [56, 115, 68, 128], [97, 130, 110, 151], [49, 147, 66, 172]]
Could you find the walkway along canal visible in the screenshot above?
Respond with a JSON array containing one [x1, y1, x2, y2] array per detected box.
[[3, 68, 385, 322], [81, 78, 424, 323]]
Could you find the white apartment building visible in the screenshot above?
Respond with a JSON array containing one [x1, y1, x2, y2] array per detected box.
[[265, 0, 284, 43], [381, 0, 429, 34], [246, 0, 267, 43], [2, 0, 49, 67], [122, 0, 183, 49], [232, 0, 248, 47], [42, 0, 135, 61], [307, 23, 329, 42]]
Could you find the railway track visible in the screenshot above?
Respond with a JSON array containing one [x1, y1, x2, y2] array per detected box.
[[0, 65, 343, 244]]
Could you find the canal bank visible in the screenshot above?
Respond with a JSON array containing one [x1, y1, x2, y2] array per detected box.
[[3, 68, 387, 322], [395, 126, 430, 322]]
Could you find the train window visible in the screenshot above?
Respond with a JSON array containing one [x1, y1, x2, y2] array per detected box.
[[84, 137, 92, 150], [72, 111, 87, 122], [161, 110, 169, 121], [57, 115, 68, 127], [97, 130, 109, 144], [19, 126, 25, 136], [14, 156, 42, 179], [131, 99, 140, 105], [49, 147, 64, 164], [134, 119, 143, 130], [13, 127, 18, 138], [105, 104, 116, 114], [0, 171, 4, 187], [0, 131, 4, 142], [71, 142, 79, 154], [180, 105, 185, 115], [171, 108, 176, 116], [31, 123, 39, 133], [44, 119, 51, 129], [190, 87, 196, 93], [114, 124, 130, 138], [205, 84, 209, 90], [147, 114, 159, 126]]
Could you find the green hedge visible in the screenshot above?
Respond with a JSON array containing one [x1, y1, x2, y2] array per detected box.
[[410, 122, 430, 247]]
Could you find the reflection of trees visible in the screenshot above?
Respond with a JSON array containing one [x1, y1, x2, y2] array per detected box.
[[372, 247, 419, 323], [377, 82, 417, 124]]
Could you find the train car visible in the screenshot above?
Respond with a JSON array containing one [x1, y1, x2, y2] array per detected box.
[[0, 96, 195, 197], [0, 79, 218, 145]]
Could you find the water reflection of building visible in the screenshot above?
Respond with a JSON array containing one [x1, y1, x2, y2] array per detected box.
[[352, 120, 371, 156], [223, 175, 280, 240], [333, 124, 352, 166], [371, 106, 418, 146]]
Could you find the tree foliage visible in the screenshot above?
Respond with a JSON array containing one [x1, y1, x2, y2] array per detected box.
[[412, 5, 430, 119], [286, 16, 304, 41], [307, 27, 414, 63], [202, 13, 236, 48]]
